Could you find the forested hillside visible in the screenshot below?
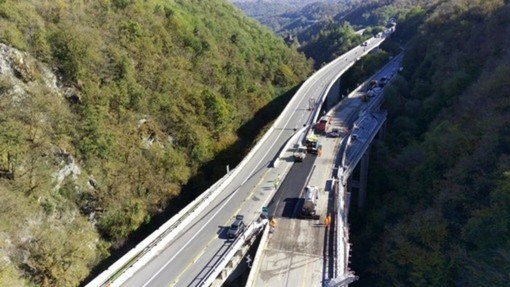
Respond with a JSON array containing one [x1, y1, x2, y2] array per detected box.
[[232, 1, 349, 35], [293, 0, 443, 67], [0, 0, 312, 286], [350, 0, 510, 286], [298, 21, 366, 68]]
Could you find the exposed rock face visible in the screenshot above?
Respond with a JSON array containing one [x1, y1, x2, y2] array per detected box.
[[0, 43, 80, 105], [53, 147, 81, 190], [0, 43, 59, 98], [0, 43, 82, 187], [0, 43, 102, 287]]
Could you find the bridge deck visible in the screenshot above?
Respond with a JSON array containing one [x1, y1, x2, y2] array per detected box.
[[249, 130, 340, 287], [248, 75, 368, 287], [248, 55, 403, 287]]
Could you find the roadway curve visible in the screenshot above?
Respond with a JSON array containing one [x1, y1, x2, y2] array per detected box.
[[121, 36, 386, 287]]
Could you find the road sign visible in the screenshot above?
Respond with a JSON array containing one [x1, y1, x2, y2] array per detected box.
[[262, 207, 269, 218]]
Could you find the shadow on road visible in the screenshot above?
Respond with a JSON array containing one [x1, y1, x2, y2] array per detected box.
[[281, 197, 304, 218], [217, 226, 230, 240]]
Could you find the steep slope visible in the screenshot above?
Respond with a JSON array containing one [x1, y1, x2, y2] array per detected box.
[[298, 21, 365, 68], [232, 1, 349, 34], [294, 0, 441, 66], [0, 0, 312, 286], [350, 1, 510, 286]]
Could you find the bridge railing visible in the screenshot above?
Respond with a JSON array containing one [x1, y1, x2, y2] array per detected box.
[[86, 166, 239, 287], [89, 122, 283, 287], [198, 218, 268, 287], [87, 36, 388, 287], [307, 36, 385, 137], [86, 46, 323, 287]]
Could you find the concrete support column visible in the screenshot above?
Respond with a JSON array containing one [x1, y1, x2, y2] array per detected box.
[[346, 176, 358, 195], [358, 149, 369, 209], [333, 179, 339, 212], [378, 120, 387, 141], [326, 78, 341, 110]]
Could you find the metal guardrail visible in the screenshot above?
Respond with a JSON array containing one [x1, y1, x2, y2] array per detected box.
[[87, 169, 236, 287], [302, 36, 386, 145], [342, 111, 387, 181], [90, 121, 280, 287], [198, 218, 268, 287], [87, 35, 389, 287]]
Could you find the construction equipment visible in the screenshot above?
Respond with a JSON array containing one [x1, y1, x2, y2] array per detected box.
[[293, 146, 306, 162], [301, 186, 320, 219], [305, 134, 320, 154], [315, 115, 331, 134]]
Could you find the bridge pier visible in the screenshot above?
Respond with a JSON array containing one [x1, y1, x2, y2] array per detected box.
[[358, 149, 369, 209], [325, 77, 342, 110], [377, 120, 387, 140], [345, 147, 370, 210]]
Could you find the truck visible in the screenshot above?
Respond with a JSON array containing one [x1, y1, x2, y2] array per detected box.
[[314, 115, 330, 134], [305, 134, 320, 154], [301, 186, 320, 219]]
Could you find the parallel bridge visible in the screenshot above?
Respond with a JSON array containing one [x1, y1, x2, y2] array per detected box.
[[87, 31, 400, 287]]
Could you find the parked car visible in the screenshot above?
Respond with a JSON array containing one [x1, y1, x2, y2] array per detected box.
[[379, 76, 388, 87], [329, 129, 340, 138], [227, 215, 246, 238]]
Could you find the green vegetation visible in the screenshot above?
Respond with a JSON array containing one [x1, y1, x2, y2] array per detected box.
[[294, 0, 441, 68], [0, 0, 312, 286], [3, 0, 508, 285], [340, 0, 435, 29], [239, 1, 348, 35], [350, 0, 510, 286], [299, 21, 365, 68], [339, 49, 393, 96]]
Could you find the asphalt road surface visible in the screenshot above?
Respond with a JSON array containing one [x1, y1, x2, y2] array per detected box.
[[267, 154, 316, 219], [120, 35, 386, 287]]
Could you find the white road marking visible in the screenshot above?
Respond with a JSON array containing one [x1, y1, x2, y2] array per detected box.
[[242, 73, 317, 184], [141, 187, 241, 287]]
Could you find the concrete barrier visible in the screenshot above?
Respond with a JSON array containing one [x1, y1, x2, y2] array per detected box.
[[245, 224, 271, 287], [88, 132, 279, 286], [272, 126, 308, 168], [87, 169, 235, 287], [200, 219, 269, 287], [87, 38, 388, 287]]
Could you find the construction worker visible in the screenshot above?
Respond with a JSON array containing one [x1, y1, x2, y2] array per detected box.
[[269, 217, 277, 233], [324, 216, 330, 229]]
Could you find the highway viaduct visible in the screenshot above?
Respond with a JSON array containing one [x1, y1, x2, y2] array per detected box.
[[86, 30, 400, 287], [248, 54, 403, 287]]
